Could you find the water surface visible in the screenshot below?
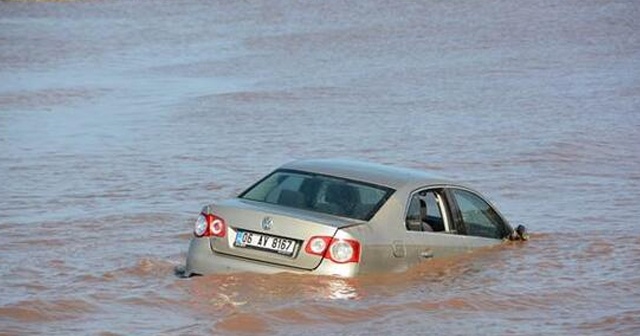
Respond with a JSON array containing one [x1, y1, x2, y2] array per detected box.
[[1, 0, 639, 334]]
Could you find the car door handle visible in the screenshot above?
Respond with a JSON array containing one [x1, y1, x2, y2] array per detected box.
[[392, 240, 406, 258], [420, 250, 434, 259]]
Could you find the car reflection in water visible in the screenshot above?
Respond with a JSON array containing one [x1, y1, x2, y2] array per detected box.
[[325, 278, 359, 300]]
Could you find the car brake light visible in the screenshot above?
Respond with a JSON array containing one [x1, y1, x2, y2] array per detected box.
[[306, 236, 332, 255], [193, 213, 226, 238], [210, 217, 225, 236], [305, 236, 361, 263], [330, 239, 360, 263]]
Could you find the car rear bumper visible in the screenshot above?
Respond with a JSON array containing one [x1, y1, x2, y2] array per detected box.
[[184, 237, 359, 277]]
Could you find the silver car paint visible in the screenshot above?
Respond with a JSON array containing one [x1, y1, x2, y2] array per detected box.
[[185, 159, 513, 277]]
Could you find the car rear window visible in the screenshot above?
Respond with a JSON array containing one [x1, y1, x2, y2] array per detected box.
[[239, 169, 395, 221]]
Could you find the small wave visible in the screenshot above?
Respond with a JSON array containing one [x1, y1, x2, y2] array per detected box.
[[106, 257, 180, 280], [0, 299, 96, 322], [130, 258, 178, 277], [214, 311, 271, 334], [578, 309, 640, 334]]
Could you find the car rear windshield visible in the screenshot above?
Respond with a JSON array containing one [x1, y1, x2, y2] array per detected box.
[[239, 169, 395, 221]]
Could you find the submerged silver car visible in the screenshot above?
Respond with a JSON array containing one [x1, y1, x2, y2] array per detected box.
[[185, 159, 526, 277]]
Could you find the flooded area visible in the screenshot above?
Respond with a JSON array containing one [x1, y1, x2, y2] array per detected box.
[[1, 0, 639, 334]]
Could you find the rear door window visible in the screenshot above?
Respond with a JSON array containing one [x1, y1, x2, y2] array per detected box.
[[405, 190, 447, 232]]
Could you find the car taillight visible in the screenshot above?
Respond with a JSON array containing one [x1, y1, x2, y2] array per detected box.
[[329, 240, 360, 263], [306, 236, 331, 255], [193, 213, 226, 238], [305, 236, 361, 263], [194, 214, 208, 236], [209, 216, 225, 236]]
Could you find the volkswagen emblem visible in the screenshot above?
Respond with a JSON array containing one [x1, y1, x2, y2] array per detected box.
[[261, 217, 273, 231]]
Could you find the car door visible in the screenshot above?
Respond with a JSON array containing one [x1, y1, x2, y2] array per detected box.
[[445, 187, 511, 245], [403, 188, 470, 264]]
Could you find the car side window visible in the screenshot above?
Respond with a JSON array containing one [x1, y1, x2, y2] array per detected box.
[[405, 196, 422, 231], [450, 189, 506, 239], [405, 191, 446, 232]]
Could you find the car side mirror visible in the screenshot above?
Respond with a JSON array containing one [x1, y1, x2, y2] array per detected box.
[[509, 224, 529, 241]]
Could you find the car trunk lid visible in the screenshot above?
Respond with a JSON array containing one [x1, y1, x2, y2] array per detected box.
[[206, 199, 363, 270]]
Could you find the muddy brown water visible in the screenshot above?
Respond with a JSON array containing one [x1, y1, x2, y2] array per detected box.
[[1, 0, 639, 335]]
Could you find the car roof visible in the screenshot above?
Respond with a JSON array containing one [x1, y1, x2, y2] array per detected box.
[[280, 158, 452, 190]]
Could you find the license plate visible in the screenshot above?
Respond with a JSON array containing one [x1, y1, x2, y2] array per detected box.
[[234, 230, 297, 256]]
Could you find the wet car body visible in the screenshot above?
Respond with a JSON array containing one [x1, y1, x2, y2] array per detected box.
[[185, 159, 517, 277]]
